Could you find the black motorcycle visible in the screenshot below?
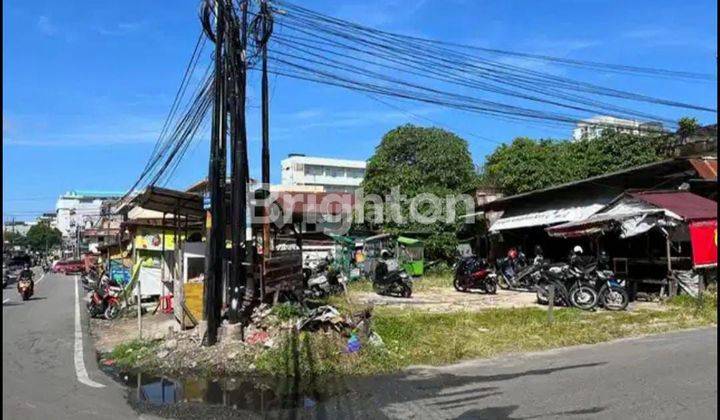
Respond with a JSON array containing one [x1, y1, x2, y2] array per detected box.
[[373, 260, 412, 298], [453, 255, 498, 294], [535, 260, 598, 310]]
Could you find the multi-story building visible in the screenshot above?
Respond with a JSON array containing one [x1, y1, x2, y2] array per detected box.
[[55, 190, 124, 238], [572, 116, 664, 141], [280, 154, 366, 193]]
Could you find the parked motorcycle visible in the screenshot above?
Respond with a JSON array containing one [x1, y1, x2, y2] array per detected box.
[[496, 247, 530, 289], [590, 252, 629, 311], [305, 268, 346, 298], [373, 251, 413, 298], [453, 255, 498, 294], [595, 270, 629, 311], [535, 258, 599, 310], [87, 276, 123, 320]]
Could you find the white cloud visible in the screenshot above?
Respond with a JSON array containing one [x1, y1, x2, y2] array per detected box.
[[37, 15, 57, 36], [98, 21, 144, 36]]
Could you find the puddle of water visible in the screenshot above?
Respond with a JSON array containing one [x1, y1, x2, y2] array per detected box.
[[99, 363, 362, 418]]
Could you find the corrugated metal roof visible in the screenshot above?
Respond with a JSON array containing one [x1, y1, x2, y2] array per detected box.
[[630, 191, 717, 221], [689, 158, 717, 180]]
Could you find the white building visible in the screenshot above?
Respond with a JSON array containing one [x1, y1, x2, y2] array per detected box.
[[55, 190, 123, 237], [280, 154, 366, 193], [572, 116, 664, 141]]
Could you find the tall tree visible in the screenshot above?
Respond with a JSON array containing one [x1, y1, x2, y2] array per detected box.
[[25, 222, 63, 252], [481, 130, 669, 195], [677, 117, 700, 139], [361, 124, 479, 260]]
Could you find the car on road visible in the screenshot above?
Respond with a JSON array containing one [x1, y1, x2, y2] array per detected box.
[[52, 259, 85, 274]]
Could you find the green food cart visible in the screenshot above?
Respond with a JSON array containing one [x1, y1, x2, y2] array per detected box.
[[327, 233, 362, 281], [397, 236, 424, 276]]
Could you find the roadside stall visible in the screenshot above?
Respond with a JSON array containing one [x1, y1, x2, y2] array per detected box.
[[119, 186, 204, 327], [546, 190, 717, 298]]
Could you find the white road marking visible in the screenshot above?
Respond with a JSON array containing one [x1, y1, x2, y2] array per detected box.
[[3, 298, 10, 304], [74, 275, 105, 388]]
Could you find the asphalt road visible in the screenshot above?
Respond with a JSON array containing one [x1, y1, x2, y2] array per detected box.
[[3, 271, 717, 420], [2, 271, 154, 420], [363, 327, 718, 419]]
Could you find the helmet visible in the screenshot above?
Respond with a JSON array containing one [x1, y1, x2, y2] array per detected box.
[[534, 245, 543, 256], [380, 249, 392, 259], [573, 245, 583, 255]]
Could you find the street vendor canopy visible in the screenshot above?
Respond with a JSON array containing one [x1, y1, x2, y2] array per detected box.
[[629, 191, 717, 222], [488, 197, 609, 232]]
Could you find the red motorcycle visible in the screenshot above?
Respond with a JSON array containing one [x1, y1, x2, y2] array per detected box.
[[453, 255, 498, 294], [87, 277, 123, 320]]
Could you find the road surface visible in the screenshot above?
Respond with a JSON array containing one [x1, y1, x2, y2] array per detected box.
[[2, 271, 153, 420], [3, 271, 717, 419]]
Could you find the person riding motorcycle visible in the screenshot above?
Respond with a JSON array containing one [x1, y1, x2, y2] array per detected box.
[[379, 249, 398, 272], [18, 264, 34, 295]]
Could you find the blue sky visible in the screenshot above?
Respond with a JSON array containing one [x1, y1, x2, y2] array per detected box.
[[3, 0, 717, 221]]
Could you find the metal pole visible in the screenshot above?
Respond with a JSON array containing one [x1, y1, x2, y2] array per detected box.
[[137, 255, 143, 340], [203, 0, 227, 346], [547, 285, 555, 324]]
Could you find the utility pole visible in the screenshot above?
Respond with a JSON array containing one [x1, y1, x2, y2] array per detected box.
[[260, 0, 272, 266], [203, 0, 227, 346], [228, 0, 250, 325]]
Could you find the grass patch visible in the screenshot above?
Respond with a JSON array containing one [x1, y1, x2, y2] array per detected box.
[[104, 338, 159, 370], [258, 291, 717, 377]]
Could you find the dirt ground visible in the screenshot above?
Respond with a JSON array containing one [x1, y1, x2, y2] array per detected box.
[[90, 310, 178, 353], [349, 287, 664, 313]]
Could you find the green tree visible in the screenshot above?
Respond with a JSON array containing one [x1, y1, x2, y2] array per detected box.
[[481, 130, 669, 195], [25, 222, 63, 252], [3, 231, 28, 248], [360, 124, 479, 261], [677, 117, 700, 139]]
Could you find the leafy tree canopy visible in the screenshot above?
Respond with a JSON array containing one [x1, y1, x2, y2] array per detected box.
[[360, 124, 480, 261], [25, 222, 63, 252], [677, 116, 700, 138], [480, 129, 670, 196]]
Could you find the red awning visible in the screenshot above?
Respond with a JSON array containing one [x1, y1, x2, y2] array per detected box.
[[630, 191, 717, 221]]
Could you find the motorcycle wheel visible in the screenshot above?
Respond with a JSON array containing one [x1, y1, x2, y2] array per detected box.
[[104, 303, 121, 320], [400, 284, 412, 298], [535, 283, 549, 305], [21, 293, 29, 301], [497, 274, 511, 290], [569, 285, 598, 310], [453, 275, 467, 292], [483, 280, 497, 295], [600, 285, 629, 311]]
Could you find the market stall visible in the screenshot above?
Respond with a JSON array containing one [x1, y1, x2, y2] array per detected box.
[[546, 190, 717, 297]]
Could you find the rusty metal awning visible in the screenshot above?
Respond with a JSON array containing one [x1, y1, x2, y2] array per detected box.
[[132, 186, 204, 219]]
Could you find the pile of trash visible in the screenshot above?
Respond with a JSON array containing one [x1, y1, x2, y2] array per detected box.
[[100, 302, 385, 376]]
